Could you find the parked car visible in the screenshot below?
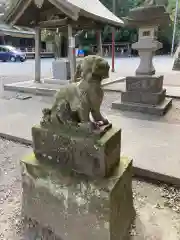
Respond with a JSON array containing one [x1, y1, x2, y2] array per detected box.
[[0, 45, 26, 62]]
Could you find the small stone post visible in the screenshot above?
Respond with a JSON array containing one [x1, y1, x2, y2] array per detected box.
[[68, 24, 76, 81], [35, 26, 41, 83]]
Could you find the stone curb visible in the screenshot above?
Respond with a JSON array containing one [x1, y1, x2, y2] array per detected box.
[[43, 79, 70, 85], [103, 88, 124, 93], [0, 131, 179, 186], [3, 77, 126, 97], [0, 132, 32, 146], [42, 77, 126, 87], [103, 85, 180, 99], [102, 77, 126, 87], [4, 84, 56, 97], [166, 93, 180, 99], [133, 166, 180, 187]]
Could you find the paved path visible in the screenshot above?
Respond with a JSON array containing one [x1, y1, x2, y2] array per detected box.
[[110, 114, 180, 184], [1, 55, 180, 184], [0, 57, 125, 79], [3, 55, 180, 98], [1, 55, 180, 86], [0, 55, 177, 83], [0, 92, 180, 185]]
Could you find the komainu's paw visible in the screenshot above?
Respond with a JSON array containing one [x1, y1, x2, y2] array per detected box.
[[102, 118, 109, 125], [78, 122, 95, 134], [94, 118, 110, 127]]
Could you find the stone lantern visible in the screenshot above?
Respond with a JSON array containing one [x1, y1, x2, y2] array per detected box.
[[133, 26, 161, 76], [112, 5, 172, 115]]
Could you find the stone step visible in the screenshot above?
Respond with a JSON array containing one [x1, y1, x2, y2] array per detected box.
[[112, 98, 172, 116], [3, 78, 125, 97], [4, 81, 59, 96], [121, 89, 166, 105]]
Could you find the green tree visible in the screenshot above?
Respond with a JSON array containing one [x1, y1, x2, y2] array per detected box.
[[98, 0, 176, 50]]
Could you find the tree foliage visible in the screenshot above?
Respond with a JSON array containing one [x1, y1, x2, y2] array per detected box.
[[3, 0, 180, 52], [79, 0, 180, 52]]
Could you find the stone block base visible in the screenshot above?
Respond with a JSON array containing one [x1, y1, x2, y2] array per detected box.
[[126, 75, 163, 93], [32, 125, 121, 178], [173, 58, 180, 71], [21, 155, 135, 240], [112, 98, 172, 116], [52, 59, 70, 80], [172, 47, 180, 71], [121, 89, 166, 105]]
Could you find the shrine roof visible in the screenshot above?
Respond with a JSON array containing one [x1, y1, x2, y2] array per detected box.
[[3, 0, 124, 28], [0, 21, 35, 38]]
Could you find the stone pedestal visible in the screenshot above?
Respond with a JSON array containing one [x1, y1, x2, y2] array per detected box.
[[51, 58, 81, 83], [21, 155, 135, 240], [32, 125, 121, 178], [20, 55, 135, 239], [52, 59, 70, 80], [46, 41, 53, 52], [173, 46, 180, 71], [112, 75, 172, 115], [132, 27, 163, 76]]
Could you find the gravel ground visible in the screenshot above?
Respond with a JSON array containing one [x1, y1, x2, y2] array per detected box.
[[132, 181, 180, 239], [0, 139, 179, 239]]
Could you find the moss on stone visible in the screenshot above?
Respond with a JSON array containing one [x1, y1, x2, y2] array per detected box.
[[22, 152, 39, 166], [96, 127, 121, 147]]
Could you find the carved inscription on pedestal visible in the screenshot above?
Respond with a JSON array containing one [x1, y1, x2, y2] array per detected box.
[[126, 80, 141, 91], [126, 76, 163, 93]]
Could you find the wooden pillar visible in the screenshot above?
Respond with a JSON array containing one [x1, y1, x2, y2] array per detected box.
[[97, 30, 103, 56], [68, 24, 76, 82], [112, 0, 116, 72], [35, 27, 41, 83], [111, 28, 115, 72], [1, 35, 5, 45]]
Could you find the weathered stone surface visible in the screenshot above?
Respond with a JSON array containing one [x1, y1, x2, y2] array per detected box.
[[173, 46, 180, 71], [74, 59, 83, 82], [121, 89, 166, 105], [41, 55, 110, 133], [32, 125, 121, 177], [126, 75, 163, 93], [21, 155, 135, 240], [112, 64, 172, 114], [129, 5, 167, 21], [112, 98, 172, 116], [173, 58, 180, 71], [126, 5, 170, 27]]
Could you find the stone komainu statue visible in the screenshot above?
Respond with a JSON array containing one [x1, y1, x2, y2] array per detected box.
[[74, 60, 83, 82], [41, 55, 110, 132], [54, 33, 61, 59]]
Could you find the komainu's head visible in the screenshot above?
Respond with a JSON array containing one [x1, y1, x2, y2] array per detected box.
[[82, 55, 110, 82]]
